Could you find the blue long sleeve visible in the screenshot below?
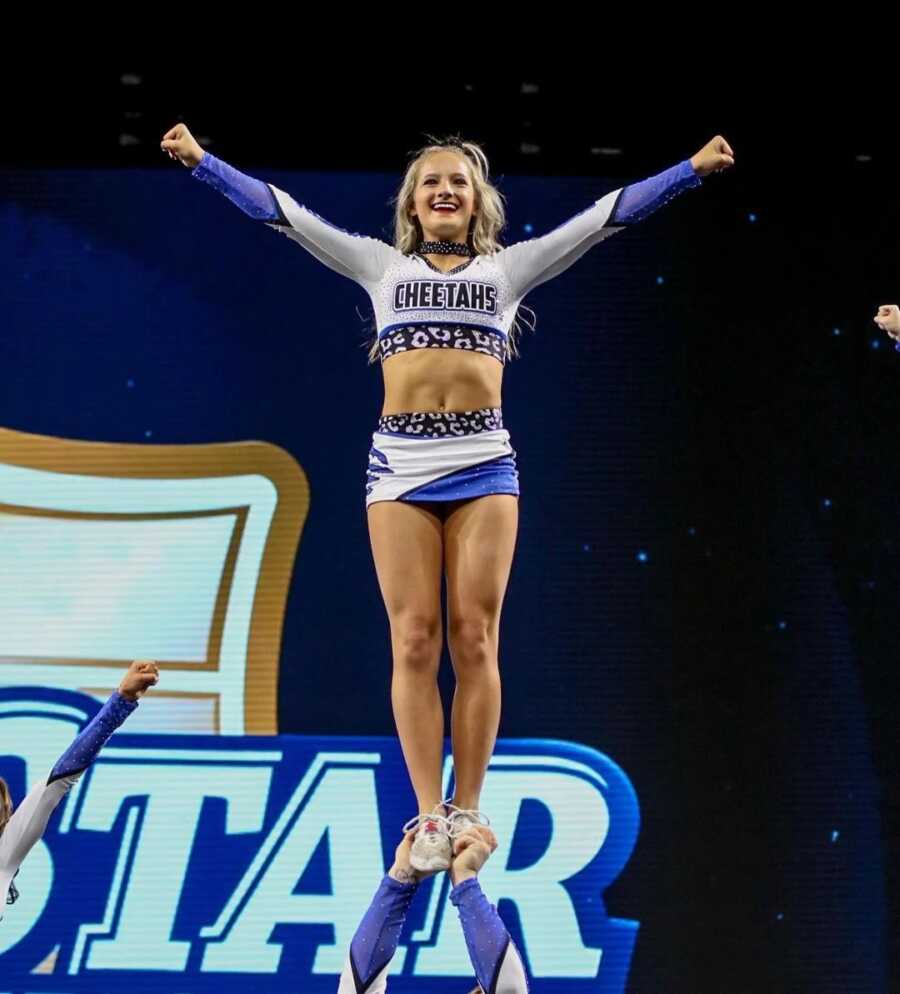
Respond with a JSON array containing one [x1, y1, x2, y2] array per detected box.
[[191, 152, 280, 221], [611, 158, 701, 225], [451, 877, 530, 993], [344, 874, 418, 992], [48, 692, 138, 784], [1, 691, 138, 916]]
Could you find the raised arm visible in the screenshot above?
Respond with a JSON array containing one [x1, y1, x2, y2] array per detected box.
[[337, 831, 426, 994], [46, 689, 137, 784], [496, 135, 735, 300], [450, 828, 530, 994], [161, 123, 397, 287], [1, 662, 158, 908]]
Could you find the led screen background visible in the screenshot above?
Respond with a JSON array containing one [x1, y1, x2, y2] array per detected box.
[[2, 134, 897, 994]]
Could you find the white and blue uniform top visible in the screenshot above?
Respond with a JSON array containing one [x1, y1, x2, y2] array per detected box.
[[192, 152, 702, 363]]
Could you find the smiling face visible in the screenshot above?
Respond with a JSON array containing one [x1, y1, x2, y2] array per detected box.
[[409, 150, 477, 246]]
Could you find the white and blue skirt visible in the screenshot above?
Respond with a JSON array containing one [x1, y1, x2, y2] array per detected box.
[[365, 408, 519, 508]]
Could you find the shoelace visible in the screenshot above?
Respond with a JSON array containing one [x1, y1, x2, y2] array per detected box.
[[402, 810, 453, 837], [443, 802, 491, 839]]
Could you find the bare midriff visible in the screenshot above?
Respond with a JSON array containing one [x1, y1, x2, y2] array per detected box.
[[381, 348, 503, 415]]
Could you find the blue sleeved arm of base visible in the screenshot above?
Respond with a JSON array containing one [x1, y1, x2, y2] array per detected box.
[[345, 875, 418, 992], [48, 692, 138, 784], [451, 877, 530, 993]]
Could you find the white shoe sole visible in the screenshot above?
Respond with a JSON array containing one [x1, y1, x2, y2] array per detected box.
[[410, 846, 451, 873]]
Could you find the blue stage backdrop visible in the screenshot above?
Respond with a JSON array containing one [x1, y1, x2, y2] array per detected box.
[[1, 165, 884, 992]]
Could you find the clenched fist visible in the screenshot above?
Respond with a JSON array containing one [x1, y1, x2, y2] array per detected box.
[[874, 304, 900, 340], [690, 135, 735, 177], [118, 660, 160, 701], [160, 123, 205, 169]]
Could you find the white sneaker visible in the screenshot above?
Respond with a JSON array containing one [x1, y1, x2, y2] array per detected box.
[[444, 802, 491, 839], [403, 808, 453, 873]]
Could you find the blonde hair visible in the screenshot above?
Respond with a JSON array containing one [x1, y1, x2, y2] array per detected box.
[[0, 777, 12, 836], [365, 136, 535, 362], [392, 136, 506, 257]]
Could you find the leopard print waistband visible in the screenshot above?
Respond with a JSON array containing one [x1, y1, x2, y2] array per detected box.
[[376, 408, 504, 438]]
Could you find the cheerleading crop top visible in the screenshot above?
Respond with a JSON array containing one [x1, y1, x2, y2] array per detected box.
[[192, 152, 702, 364]]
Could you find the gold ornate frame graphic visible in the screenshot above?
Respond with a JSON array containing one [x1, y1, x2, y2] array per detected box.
[[0, 427, 310, 734]]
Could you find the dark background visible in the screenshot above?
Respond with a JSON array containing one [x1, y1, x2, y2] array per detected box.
[[2, 70, 898, 993]]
